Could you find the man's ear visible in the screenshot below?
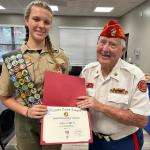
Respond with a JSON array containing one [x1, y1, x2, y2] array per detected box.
[[122, 47, 127, 53], [120, 47, 126, 58]]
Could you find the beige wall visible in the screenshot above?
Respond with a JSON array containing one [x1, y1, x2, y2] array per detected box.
[[0, 14, 24, 25], [121, 0, 150, 73]]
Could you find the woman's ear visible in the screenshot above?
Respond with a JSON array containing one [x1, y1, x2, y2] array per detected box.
[[24, 18, 28, 27]]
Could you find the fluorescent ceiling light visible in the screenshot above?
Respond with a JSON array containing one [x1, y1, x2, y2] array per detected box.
[[94, 7, 114, 12], [49, 5, 58, 11], [0, 5, 5, 10]]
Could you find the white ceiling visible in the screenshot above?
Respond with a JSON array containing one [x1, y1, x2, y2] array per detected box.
[[0, 0, 147, 17]]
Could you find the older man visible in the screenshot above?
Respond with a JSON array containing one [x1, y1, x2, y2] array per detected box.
[[77, 20, 150, 150]]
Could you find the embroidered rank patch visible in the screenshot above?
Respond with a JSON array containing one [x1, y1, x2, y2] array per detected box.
[[137, 80, 147, 92]]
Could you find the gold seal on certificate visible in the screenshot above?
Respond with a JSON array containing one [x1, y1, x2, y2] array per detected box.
[[40, 107, 92, 144]]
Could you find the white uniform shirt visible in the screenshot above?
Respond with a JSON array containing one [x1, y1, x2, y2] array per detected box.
[[81, 58, 150, 136]]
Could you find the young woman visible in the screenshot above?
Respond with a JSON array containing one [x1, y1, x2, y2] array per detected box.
[[0, 1, 69, 150]]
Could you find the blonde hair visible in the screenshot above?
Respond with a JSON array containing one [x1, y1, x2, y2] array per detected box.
[[24, 1, 53, 50], [24, 1, 63, 72], [24, 1, 53, 20]]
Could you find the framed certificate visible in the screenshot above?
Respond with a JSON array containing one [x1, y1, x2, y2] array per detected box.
[[40, 107, 92, 144]]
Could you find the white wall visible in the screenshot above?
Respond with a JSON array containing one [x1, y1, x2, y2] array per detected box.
[[0, 14, 117, 49], [50, 16, 118, 48], [121, 0, 150, 73]]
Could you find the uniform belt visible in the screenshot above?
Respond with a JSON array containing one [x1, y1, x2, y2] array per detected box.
[[94, 127, 138, 141], [94, 132, 113, 142]]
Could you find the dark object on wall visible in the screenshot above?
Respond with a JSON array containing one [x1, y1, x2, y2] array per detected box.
[[122, 33, 129, 60], [69, 66, 82, 76], [0, 109, 15, 150]]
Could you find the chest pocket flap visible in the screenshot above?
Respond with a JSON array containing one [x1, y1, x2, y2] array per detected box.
[[108, 93, 129, 105]]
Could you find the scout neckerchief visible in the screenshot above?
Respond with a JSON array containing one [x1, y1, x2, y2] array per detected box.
[[2, 50, 42, 107]]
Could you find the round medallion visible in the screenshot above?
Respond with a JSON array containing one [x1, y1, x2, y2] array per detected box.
[[9, 69, 14, 75], [18, 59, 24, 64], [11, 75, 17, 82], [14, 81, 19, 88], [5, 57, 10, 64], [7, 63, 12, 70], [21, 93, 26, 99], [24, 76, 31, 83], [25, 91, 31, 96], [16, 72, 22, 78], [28, 82, 34, 88], [22, 70, 28, 76], [12, 60, 18, 66], [16, 54, 22, 59], [14, 66, 20, 72], [20, 64, 26, 70], [10, 55, 16, 61], [31, 88, 37, 94], [28, 96, 35, 103], [19, 79, 25, 85], [22, 84, 28, 91], [34, 94, 40, 100]]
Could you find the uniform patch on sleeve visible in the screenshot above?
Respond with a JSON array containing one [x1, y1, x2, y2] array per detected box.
[[137, 80, 147, 92]]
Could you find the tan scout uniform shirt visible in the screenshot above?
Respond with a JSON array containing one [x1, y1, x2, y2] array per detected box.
[[81, 58, 150, 139], [0, 44, 69, 105]]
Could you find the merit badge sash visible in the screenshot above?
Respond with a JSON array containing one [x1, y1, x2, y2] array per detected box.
[[2, 50, 42, 107]]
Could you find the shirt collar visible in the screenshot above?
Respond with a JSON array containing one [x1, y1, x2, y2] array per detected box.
[[93, 63, 101, 79], [109, 59, 121, 81], [94, 59, 122, 81], [20, 44, 49, 54]]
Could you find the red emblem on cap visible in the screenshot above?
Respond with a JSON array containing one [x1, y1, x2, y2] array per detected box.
[[100, 19, 125, 40], [137, 80, 147, 92]]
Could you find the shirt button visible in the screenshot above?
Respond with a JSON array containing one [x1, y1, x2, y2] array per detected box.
[[114, 72, 118, 76]]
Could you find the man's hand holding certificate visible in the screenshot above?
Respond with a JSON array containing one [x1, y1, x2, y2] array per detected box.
[[40, 71, 92, 145]]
